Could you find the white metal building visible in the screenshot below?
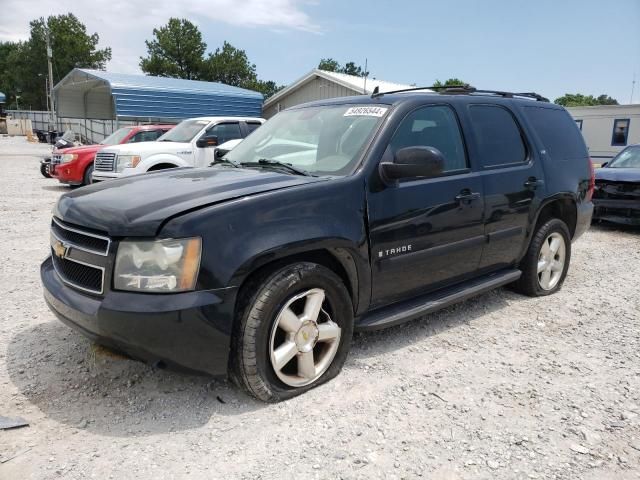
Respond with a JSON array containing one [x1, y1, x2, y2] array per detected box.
[[567, 104, 640, 162], [263, 69, 414, 118]]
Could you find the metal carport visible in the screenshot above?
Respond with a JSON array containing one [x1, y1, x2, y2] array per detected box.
[[53, 69, 263, 122]]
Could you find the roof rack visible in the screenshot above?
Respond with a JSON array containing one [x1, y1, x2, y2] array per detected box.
[[372, 84, 549, 102]]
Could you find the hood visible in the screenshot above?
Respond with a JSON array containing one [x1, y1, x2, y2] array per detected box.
[[55, 167, 326, 237], [102, 141, 190, 156], [595, 167, 640, 183], [55, 144, 102, 155]]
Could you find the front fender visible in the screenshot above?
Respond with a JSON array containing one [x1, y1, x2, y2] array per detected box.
[[160, 177, 372, 314]]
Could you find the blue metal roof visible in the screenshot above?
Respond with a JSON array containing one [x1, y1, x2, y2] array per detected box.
[[56, 69, 263, 120], [0, 92, 5, 103]]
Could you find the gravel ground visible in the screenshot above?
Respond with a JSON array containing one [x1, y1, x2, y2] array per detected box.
[[1, 136, 639, 480]]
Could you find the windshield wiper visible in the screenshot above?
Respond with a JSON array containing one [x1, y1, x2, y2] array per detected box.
[[211, 156, 240, 168], [241, 158, 315, 176]]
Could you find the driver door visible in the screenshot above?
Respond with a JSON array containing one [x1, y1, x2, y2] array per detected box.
[[195, 122, 243, 167], [367, 104, 485, 307]]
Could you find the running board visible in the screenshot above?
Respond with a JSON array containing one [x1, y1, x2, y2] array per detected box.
[[355, 268, 522, 332]]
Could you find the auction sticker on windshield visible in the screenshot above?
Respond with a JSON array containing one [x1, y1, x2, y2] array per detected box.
[[343, 106, 388, 117]]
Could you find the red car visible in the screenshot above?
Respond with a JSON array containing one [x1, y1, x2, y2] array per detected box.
[[50, 125, 174, 186]]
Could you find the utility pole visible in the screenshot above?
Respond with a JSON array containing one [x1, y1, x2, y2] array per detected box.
[[631, 73, 637, 104], [363, 58, 368, 94], [45, 26, 56, 129]]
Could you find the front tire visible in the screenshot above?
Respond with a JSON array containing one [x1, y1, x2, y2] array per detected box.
[[230, 262, 353, 402], [514, 218, 571, 297], [40, 163, 51, 178], [82, 163, 94, 186]]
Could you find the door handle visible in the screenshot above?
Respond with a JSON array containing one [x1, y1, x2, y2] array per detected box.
[[455, 189, 481, 203], [524, 177, 543, 189]]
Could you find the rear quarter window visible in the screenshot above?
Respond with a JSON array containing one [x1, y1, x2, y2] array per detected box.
[[523, 107, 588, 160]]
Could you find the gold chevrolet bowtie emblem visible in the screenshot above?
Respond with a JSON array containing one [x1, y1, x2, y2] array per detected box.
[[53, 240, 68, 259], [302, 331, 309, 341]]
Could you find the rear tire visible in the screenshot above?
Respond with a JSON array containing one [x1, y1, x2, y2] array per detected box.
[[513, 218, 571, 297], [82, 164, 94, 186], [230, 262, 353, 402]]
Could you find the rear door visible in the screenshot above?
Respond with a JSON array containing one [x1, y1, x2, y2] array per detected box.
[[368, 103, 485, 307], [466, 103, 545, 270]]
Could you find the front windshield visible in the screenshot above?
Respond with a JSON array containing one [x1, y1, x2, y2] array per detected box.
[[224, 104, 388, 176], [100, 127, 133, 145], [608, 146, 640, 168], [157, 119, 209, 143]]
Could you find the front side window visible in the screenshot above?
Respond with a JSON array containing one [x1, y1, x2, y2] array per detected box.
[[224, 104, 387, 176], [612, 119, 630, 146], [389, 105, 468, 172], [157, 119, 209, 143], [100, 127, 133, 146], [206, 123, 242, 144], [129, 130, 165, 143], [469, 105, 527, 167], [608, 145, 640, 168]]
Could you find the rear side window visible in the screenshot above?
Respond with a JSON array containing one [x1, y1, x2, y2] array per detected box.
[[523, 107, 588, 160], [469, 105, 527, 167], [246, 122, 262, 134]]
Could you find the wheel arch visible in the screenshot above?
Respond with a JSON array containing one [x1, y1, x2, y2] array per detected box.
[[141, 154, 187, 171], [521, 194, 578, 259], [232, 246, 364, 316]]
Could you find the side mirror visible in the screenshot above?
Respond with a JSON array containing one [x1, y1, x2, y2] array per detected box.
[[380, 146, 445, 182], [196, 135, 218, 148], [600, 161, 608, 168]]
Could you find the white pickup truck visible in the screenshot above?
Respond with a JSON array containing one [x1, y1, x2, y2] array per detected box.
[[92, 116, 264, 182]]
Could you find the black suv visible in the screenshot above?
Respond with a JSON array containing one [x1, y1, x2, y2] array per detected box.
[[41, 88, 594, 401]]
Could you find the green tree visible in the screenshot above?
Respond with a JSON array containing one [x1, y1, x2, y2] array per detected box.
[[318, 58, 368, 77], [554, 93, 619, 107], [203, 41, 257, 87], [140, 18, 206, 79], [248, 79, 284, 100], [432, 78, 468, 87], [1, 14, 112, 110], [318, 58, 340, 72]]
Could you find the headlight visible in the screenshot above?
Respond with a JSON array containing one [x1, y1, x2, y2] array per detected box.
[[61, 153, 78, 163], [116, 155, 142, 172], [114, 237, 201, 292]]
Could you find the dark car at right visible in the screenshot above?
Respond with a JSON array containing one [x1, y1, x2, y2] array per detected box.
[[593, 145, 640, 226]]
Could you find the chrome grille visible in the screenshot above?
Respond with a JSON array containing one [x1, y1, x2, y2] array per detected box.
[[51, 217, 110, 255], [94, 152, 116, 172], [50, 218, 110, 294]]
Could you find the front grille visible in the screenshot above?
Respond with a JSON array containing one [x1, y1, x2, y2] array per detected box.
[[51, 218, 110, 255], [94, 152, 116, 172], [51, 154, 62, 165], [52, 254, 104, 294]]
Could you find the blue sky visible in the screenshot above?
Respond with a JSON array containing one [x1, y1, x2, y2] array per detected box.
[[2, 0, 639, 103]]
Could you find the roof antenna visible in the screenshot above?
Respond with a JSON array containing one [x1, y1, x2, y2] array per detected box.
[[371, 86, 379, 97]]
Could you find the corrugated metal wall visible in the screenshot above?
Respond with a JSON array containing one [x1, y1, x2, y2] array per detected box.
[[263, 76, 359, 118]]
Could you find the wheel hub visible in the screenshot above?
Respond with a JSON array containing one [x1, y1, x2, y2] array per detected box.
[[294, 321, 319, 353]]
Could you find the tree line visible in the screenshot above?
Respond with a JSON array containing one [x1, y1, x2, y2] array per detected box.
[[0, 13, 620, 111]]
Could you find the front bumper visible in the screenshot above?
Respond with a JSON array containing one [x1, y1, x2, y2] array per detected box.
[[41, 256, 237, 376], [91, 172, 121, 183], [593, 198, 640, 226]]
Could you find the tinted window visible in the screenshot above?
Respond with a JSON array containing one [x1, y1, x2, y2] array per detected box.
[[469, 105, 527, 167], [206, 122, 242, 144], [390, 105, 467, 172], [523, 107, 588, 160], [246, 122, 262, 134], [129, 130, 164, 143], [612, 119, 630, 146]]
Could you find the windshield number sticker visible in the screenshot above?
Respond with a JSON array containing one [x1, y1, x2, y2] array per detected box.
[[344, 106, 388, 117]]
